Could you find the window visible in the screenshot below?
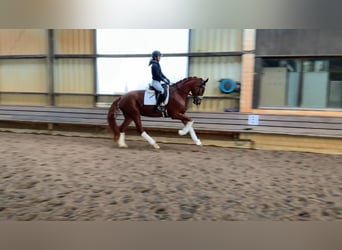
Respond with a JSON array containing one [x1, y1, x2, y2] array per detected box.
[[258, 58, 342, 109], [96, 29, 189, 94], [255, 30, 342, 110]]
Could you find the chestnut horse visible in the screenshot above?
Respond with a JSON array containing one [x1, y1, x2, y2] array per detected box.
[[107, 76, 208, 149]]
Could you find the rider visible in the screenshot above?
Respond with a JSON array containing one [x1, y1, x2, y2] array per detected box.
[[149, 50, 170, 112]]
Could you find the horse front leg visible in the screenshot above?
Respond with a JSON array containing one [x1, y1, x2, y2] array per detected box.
[[170, 113, 202, 146], [178, 120, 194, 136], [171, 113, 193, 136], [189, 126, 202, 146]]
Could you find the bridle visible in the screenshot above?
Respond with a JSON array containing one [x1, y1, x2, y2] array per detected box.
[[191, 82, 206, 105], [174, 77, 208, 105]]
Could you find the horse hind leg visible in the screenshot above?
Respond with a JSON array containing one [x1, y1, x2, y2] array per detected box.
[[132, 115, 160, 149], [117, 117, 132, 148], [141, 131, 160, 149], [118, 132, 128, 148]]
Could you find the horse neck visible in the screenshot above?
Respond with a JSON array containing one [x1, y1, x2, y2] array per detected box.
[[175, 77, 197, 94]]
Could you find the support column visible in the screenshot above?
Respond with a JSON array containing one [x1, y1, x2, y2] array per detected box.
[[239, 29, 256, 112], [47, 29, 55, 106]]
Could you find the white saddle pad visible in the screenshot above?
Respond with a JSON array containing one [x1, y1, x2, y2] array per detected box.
[[143, 88, 170, 106]]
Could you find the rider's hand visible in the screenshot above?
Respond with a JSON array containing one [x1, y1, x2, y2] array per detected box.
[[164, 78, 170, 85]]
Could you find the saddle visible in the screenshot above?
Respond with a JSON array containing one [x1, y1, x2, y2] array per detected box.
[[144, 84, 170, 106]]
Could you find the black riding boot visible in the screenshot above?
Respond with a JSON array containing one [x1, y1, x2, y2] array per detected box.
[[155, 92, 164, 112]]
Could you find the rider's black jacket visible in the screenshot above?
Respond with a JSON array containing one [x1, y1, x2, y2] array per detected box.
[[149, 59, 170, 84]]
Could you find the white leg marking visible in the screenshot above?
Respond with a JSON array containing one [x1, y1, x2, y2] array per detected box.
[[141, 131, 160, 149], [178, 121, 194, 136], [189, 127, 202, 146], [118, 132, 128, 148]]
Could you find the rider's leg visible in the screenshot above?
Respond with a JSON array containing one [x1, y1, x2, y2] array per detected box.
[[151, 80, 164, 112], [151, 80, 164, 93], [155, 91, 165, 112]]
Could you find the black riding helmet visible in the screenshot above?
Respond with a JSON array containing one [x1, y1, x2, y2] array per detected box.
[[152, 50, 161, 59]]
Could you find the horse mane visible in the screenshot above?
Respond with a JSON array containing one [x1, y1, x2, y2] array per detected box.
[[172, 76, 199, 86]]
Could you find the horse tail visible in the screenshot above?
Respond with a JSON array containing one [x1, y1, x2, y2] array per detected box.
[[107, 97, 121, 141]]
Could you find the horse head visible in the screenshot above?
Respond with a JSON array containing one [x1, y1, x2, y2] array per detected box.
[[191, 77, 208, 105], [172, 77, 208, 105]]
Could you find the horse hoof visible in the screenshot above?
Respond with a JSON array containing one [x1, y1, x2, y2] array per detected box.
[[153, 143, 160, 149], [118, 144, 128, 148], [195, 140, 202, 146]]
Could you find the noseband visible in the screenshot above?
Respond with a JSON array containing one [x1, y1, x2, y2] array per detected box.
[[192, 82, 205, 105]]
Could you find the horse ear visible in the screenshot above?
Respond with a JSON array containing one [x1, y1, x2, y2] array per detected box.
[[203, 78, 209, 85]]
